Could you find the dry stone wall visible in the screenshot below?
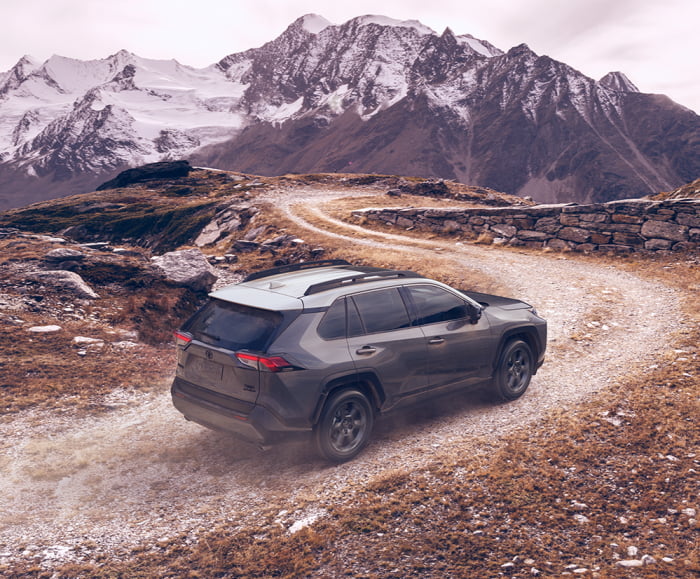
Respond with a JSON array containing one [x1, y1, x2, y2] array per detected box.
[[353, 199, 700, 253]]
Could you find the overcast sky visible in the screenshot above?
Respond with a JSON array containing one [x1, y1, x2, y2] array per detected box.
[[3, 0, 698, 113]]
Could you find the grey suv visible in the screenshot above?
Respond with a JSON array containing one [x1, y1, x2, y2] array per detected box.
[[171, 260, 546, 461]]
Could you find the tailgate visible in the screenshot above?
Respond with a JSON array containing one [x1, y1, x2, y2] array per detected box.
[[178, 342, 259, 403]]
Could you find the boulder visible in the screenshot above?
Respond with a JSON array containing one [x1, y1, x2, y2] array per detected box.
[[43, 248, 86, 265], [96, 160, 192, 191], [641, 220, 688, 242], [27, 325, 62, 333], [151, 248, 218, 292], [26, 270, 100, 299]]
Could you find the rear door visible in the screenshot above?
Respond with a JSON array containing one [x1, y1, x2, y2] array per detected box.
[[346, 287, 429, 405]]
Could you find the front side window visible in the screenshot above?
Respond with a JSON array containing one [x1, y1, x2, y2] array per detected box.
[[405, 284, 470, 326], [351, 288, 411, 334]]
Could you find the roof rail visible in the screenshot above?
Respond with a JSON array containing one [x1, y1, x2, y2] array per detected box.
[[304, 270, 423, 296], [243, 259, 352, 283]]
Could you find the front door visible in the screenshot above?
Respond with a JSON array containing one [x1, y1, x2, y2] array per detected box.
[[403, 284, 493, 391]]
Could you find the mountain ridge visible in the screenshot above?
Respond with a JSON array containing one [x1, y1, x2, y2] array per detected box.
[[0, 13, 698, 209]]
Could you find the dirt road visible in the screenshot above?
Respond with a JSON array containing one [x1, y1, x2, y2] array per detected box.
[[0, 187, 684, 567]]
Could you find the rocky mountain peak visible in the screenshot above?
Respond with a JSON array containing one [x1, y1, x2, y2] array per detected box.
[[4, 55, 40, 79], [294, 13, 332, 35], [598, 71, 640, 93], [0, 56, 40, 98], [345, 14, 435, 35]]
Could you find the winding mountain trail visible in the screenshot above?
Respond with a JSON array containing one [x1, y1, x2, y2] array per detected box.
[[0, 187, 685, 567]]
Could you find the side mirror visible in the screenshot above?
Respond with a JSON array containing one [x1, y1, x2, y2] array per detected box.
[[468, 303, 482, 324]]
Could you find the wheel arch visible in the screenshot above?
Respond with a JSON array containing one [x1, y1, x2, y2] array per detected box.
[[494, 327, 541, 373], [311, 372, 385, 425]]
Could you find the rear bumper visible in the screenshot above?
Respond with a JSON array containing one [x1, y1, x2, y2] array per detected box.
[[171, 378, 309, 446]]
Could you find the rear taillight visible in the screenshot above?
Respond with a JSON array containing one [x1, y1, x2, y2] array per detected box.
[[174, 331, 192, 346], [236, 353, 296, 372]]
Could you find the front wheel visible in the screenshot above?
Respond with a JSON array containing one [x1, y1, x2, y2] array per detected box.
[[491, 339, 533, 401], [314, 389, 374, 462]]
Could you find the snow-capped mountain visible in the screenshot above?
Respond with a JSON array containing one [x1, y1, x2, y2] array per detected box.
[[0, 52, 244, 168], [1, 14, 698, 209], [0, 49, 247, 207]]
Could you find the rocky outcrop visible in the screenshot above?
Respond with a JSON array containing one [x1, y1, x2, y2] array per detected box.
[[26, 270, 100, 299], [151, 248, 218, 292], [43, 248, 87, 269], [194, 204, 259, 247], [96, 161, 193, 191], [354, 198, 700, 253]]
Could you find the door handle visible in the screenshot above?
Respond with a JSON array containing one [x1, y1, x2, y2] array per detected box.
[[428, 337, 445, 345], [356, 346, 377, 355]]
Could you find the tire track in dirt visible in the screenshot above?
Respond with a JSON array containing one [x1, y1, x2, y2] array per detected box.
[[0, 188, 684, 566]]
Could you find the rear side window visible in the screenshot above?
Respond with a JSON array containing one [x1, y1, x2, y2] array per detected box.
[[317, 298, 346, 340], [352, 288, 410, 334], [184, 299, 283, 351]]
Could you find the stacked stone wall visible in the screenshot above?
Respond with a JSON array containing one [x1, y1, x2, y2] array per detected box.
[[352, 199, 700, 253]]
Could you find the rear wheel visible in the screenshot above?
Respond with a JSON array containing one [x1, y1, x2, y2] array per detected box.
[[491, 339, 533, 401], [315, 389, 374, 462]]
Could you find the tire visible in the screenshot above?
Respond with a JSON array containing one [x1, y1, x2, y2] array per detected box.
[[491, 339, 533, 401], [314, 389, 374, 462]]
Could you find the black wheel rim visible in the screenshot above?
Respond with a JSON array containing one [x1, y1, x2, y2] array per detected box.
[[505, 346, 531, 394], [329, 400, 368, 454]]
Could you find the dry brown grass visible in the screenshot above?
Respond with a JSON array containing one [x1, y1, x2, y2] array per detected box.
[[0, 234, 204, 412], [0, 299, 182, 414]]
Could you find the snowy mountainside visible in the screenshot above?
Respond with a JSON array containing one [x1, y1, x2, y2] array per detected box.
[[0, 51, 245, 180], [217, 14, 502, 123], [0, 13, 698, 210], [198, 18, 698, 205]]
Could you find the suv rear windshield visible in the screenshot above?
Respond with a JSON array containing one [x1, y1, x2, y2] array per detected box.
[[184, 299, 283, 351]]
